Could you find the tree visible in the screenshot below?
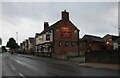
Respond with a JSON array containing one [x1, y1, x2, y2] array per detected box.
[[2, 46, 7, 52], [6, 37, 19, 49]]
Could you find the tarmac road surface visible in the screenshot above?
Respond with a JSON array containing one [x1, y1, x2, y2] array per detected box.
[[2, 52, 119, 77]]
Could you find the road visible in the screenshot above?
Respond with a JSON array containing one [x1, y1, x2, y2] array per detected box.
[[2, 52, 118, 77]]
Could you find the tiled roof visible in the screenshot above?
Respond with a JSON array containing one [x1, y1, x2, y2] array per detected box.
[[29, 37, 35, 43], [69, 21, 80, 31], [35, 33, 41, 38], [103, 34, 118, 41], [39, 20, 62, 35], [82, 34, 104, 42], [38, 19, 80, 36]]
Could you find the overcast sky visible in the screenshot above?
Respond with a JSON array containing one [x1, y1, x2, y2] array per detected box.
[[0, 0, 119, 46]]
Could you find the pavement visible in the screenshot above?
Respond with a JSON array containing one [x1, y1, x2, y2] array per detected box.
[[67, 56, 119, 71], [79, 62, 119, 71], [17, 53, 119, 71]]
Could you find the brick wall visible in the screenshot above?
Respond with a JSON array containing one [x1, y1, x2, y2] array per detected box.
[[53, 21, 79, 58]]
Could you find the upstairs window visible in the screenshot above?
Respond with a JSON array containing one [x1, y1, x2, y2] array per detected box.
[[46, 34, 50, 41]]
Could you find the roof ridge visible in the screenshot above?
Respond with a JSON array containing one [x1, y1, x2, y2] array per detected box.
[[85, 34, 102, 38], [39, 20, 62, 35]]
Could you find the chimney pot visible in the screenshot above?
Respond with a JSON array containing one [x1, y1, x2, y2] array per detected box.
[[44, 22, 49, 30], [61, 10, 69, 21]]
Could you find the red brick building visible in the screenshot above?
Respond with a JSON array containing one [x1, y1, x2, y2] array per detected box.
[[35, 10, 80, 59], [80, 34, 105, 56]]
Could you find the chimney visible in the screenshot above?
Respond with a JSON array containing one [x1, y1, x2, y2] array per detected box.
[[61, 10, 69, 21], [44, 22, 49, 30]]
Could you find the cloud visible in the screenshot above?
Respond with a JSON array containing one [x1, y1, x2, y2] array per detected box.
[[2, 16, 44, 45], [68, 2, 118, 37], [98, 5, 118, 36], [1, 0, 119, 2], [1, 2, 118, 45]]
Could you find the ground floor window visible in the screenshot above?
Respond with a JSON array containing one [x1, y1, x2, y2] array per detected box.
[[58, 42, 62, 46], [65, 42, 69, 46], [44, 45, 51, 52], [36, 43, 52, 53], [40, 46, 44, 52]]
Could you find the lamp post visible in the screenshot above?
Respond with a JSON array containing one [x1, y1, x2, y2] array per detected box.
[[16, 32, 18, 43]]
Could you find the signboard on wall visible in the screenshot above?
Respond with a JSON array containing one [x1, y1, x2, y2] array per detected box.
[[61, 27, 72, 38]]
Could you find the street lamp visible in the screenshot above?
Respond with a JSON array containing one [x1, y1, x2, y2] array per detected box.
[[106, 41, 109, 45]]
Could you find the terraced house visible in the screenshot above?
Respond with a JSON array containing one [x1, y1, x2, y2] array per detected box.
[[35, 10, 80, 59], [20, 38, 35, 54]]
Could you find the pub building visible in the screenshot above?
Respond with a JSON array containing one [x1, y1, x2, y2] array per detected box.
[[35, 10, 80, 59]]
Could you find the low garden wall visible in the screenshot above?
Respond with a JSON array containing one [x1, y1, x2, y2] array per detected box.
[[85, 50, 119, 64]]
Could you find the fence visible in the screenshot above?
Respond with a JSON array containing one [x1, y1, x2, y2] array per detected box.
[[85, 50, 119, 64]]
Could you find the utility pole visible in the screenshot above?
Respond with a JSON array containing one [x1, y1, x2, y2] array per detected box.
[[16, 32, 18, 43], [118, 2, 120, 36]]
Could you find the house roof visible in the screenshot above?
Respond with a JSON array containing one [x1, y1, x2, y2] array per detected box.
[[35, 10, 80, 37], [39, 19, 79, 36], [103, 34, 119, 41], [82, 34, 104, 42], [35, 33, 41, 38], [29, 37, 35, 43], [39, 20, 62, 35], [69, 20, 80, 31], [103, 34, 111, 39]]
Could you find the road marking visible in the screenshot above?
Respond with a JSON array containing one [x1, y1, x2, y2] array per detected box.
[[19, 73, 26, 78], [11, 65, 16, 70], [15, 59, 38, 71], [10, 65, 26, 78], [16, 60, 22, 64]]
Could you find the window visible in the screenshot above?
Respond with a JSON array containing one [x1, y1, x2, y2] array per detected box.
[[65, 42, 69, 46], [49, 31, 51, 33], [48, 46, 51, 52], [71, 42, 75, 46], [46, 34, 50, 41], [58, 42, 62, 46], [40, 46, 44, 52]]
